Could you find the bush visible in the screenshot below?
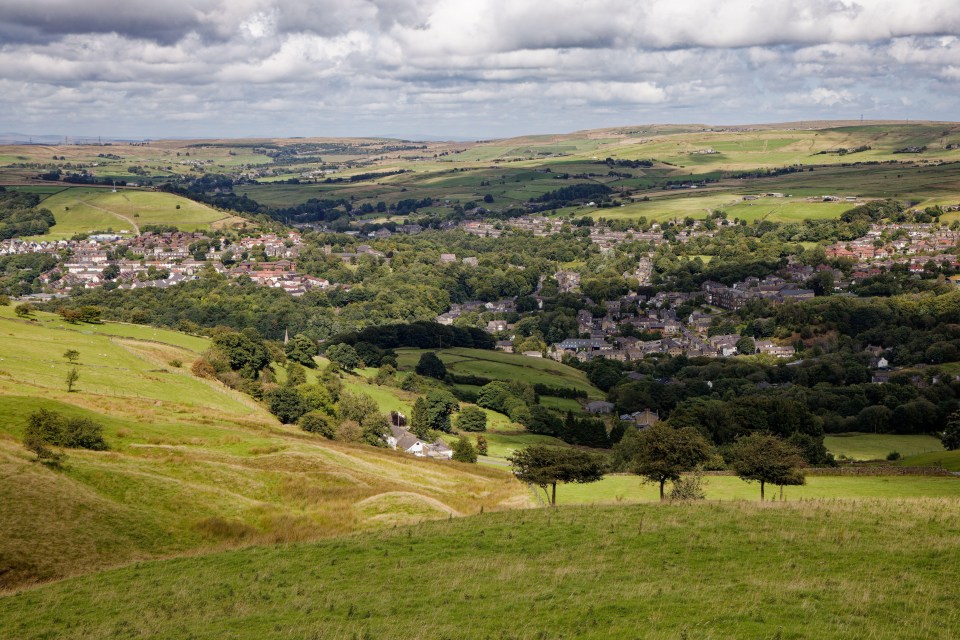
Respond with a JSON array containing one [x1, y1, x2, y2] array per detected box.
[[456, 406, 487, 432], [298, 411, 336, 439], [23, 409, 108, 455], [886, 451, 902, 461], [168, 359, 182, 368], [669, 467, 706, 501], [191, 358, 216, 379], [452, 436, 478, 463]]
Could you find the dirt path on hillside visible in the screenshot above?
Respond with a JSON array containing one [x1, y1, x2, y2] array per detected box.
[[80, 198, 140, 235]]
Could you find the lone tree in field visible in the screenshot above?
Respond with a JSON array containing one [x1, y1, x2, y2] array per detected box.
[[63, 349, 80, 364], [508, 445, 605, 507], [632, 423, 713, 501], [15, 303, 34, 318], [415, 352, 447, 380], [729, 432, 806, 501], [65, 367, 79, 393]]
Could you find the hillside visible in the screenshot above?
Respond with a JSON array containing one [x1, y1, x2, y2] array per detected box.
[[11, 186, 248, 238], [0, 306, 528, 591], [2, 500, 958, 639]]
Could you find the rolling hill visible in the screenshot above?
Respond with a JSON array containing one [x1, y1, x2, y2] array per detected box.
[[0, 305, 528, 592], [2, 500, 958, 639]]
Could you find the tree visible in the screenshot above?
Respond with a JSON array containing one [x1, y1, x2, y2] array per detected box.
[[942, 411, 960, 450], [729, 432, 806, 501], [266, 386, 306, 424], [63, 349, 80, 364], [507, 445, 605, 506], [736, 336, 756, 355], [415, 352, 447, 380], [65, 367, 79, 392], [285, 334, 318, 367], [212, 331, 270, 378], [14, 303, 33, 318], [452, 436, 478, 463], [476, 434, 488, 456], [424, 389, 459, 433], [632, 423, 713, 500], [456, 406, 487, 432], [325, 343, 360, 370], [411, 397, 430, 439]]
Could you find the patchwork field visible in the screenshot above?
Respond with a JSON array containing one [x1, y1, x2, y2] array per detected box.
[[2, 500, 958, 639]]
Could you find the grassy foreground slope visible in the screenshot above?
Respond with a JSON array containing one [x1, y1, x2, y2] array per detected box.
[[2, 500, 958, 639], [0, 308, 528, 591]]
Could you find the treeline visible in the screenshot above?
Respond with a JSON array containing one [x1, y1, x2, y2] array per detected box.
[[531, 183, 612, 205], [329, 321, 495, 351], [601, 158, 654, 168]]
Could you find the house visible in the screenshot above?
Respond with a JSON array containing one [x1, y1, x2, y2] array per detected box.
[[439, 253, 457, 264], [620, 409, 659, 428], [585, 400, 615, 414], [387, 425, 453, 459], [495, 340, 514, 353]]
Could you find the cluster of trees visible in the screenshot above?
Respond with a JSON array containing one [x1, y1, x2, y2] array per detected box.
[[510, 425, 807, 504], [0, 189, 55, 240], [0, 253, 59, 296]]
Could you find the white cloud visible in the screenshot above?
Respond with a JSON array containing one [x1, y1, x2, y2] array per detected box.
[[1, 0, 959, 137]]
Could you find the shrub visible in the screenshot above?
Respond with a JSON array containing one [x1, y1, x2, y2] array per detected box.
[[452, 436, 478, 463], [298, 411, 336, 439], [335, 420, 363, 443], [886, 451, 902, 461], [669, 467, 706, 501], [456, 406, 487, 432], [168, 359, 182, 368], [23, 409, 108, 455], [191, 358, 216, 379]]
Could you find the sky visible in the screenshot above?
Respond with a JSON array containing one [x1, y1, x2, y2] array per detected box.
[[3, 0, 960, 140]]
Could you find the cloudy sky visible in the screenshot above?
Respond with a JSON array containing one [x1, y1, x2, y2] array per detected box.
[[2, 0, 960, 140]]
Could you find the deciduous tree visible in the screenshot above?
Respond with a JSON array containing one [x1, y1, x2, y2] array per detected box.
[[508, 445, 605, 506], [632, 423, 713, 500], [729, 432, 806, 501]]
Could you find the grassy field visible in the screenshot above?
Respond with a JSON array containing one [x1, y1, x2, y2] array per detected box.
[[395, 347, 603, 399], [556, 473, 960, 505], [2, 499, 959, 639], [900, 449, 960, 472], [0, 309, 528, 591], [29, 187, 246, 238], [825, 433, 945, 461]]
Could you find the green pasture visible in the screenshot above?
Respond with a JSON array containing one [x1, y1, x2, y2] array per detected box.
[[557, 473, 960, 505], [32, 187, 237, 238], [900, 449, 960, 472], [824, 433, 945, 461], [3, 499, 959, 639], [395, 347, 603, 398]]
